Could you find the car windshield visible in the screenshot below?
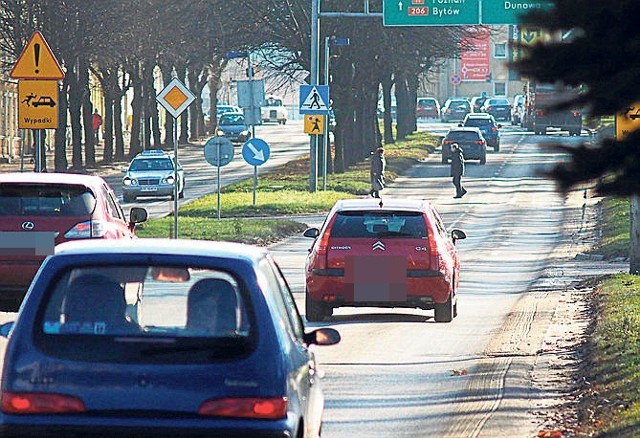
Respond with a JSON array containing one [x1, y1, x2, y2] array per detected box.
[[130, 158, 174, 172], [264, 97, 283, 106], [0, 184, 97, 217], [35, 264, 255, 364], [488, 98, 510, 105], [447, 131, 481, 141], [418, 99, 436, 107], [330, 211, 427, 239], [464, 118, 493, 128], [219, 114, 245, 125], [448, 100, 470, 109]]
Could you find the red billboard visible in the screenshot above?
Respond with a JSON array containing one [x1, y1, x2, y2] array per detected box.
[[460, 27, 491, 81]]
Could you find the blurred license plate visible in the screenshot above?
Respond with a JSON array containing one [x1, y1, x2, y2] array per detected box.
[[141, 187, 157, 192], [0, 232, 55, 256]]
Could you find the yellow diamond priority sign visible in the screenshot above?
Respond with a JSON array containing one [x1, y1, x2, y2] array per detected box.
[[156, 78, 195, 119]]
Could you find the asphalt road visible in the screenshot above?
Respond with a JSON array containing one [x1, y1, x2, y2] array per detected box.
[[269, 124, 597, 437]]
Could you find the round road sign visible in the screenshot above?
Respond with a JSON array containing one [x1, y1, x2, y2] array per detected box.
[[242, 138, 270, 167], [204, 136, 234, 167], [450, 74, 462, 86]]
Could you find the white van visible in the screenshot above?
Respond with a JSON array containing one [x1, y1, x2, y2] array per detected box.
[[261, 95, 288, 125]]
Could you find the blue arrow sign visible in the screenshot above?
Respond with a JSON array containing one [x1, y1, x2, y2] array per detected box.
[[242, 138, 270, 166], [299, 85, 330, 115]]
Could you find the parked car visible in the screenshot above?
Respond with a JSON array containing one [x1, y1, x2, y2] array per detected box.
[[440, 98, 471, 122], [470, 95, 488, 113], [216, 112, 252, 144], [441, 127, 487, 164], [122, 149, 185, 202], [261, 95, 288, 125], [304, 198, 466, 323], [0, 172, 147, 311], [480, 97, 512, 121], [511, 94, 526, 125], [0, 239, 340, 437], [460, 113, 502, 151], [416, 97, 441, 119]]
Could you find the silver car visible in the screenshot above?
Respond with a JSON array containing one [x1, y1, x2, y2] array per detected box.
[[122, 150, 185, 202]]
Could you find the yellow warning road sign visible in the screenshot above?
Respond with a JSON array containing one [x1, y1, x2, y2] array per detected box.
[[616, 103, 640, 140], [18, 80, 59, 129], [304, 115, 325, 134], [10, 31, 64, 80]]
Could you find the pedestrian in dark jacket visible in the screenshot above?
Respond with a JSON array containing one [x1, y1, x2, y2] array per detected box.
[[450, 143, 467, 198], [369, 147, 386, 198]]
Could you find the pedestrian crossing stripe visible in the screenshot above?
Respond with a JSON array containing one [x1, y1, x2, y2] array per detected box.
[[299, 85, 330, 114]]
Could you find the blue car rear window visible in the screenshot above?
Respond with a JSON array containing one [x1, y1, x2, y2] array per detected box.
[[35, 265, 256, 364]]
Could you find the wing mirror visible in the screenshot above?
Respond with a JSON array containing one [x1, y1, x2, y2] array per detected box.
[[451, 229, 467, 243], [303, 228, 320, 238], [129, 207, 148, 225]]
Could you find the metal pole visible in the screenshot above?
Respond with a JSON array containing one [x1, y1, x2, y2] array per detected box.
[[310, 0, 320, 192], [172, 117, 178, 239], [323, 37, 330, 191], [248, 50, 258, 206], [217, 141, 221, 220], [35, 129, 40, 172]]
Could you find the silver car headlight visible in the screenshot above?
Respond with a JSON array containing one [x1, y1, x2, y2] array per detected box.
[[163, 175, 175, 185], [216, 129, 225, 136], [123, 177, 138, 186]]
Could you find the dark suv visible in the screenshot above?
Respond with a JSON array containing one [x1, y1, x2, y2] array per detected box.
[[441, 127, 487, 164], [460, 113, 502, 151]]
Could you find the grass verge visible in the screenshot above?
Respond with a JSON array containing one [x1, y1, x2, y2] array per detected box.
[[135, 130, 439, 243], [594, 197, 629, 258], [577, 197, 640, 436]]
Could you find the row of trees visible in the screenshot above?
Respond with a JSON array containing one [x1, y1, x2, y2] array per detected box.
[[0, 0, 467, 174]]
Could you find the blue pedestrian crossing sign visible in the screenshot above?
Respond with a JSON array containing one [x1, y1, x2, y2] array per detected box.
[[299, 85, 329, 115], [242, 138, 270, 166]]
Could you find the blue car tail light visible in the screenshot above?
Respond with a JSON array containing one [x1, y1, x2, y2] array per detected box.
[[1, 392, 86, 414], [198, 396, 288, 419]]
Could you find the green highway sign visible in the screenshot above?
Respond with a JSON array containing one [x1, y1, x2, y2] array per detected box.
[[481, 0, 554, 25], [383, 0, 480, 26], [382, 0, 554, 26]]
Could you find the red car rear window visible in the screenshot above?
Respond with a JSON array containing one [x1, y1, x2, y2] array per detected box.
[[0, 184, 96, 217], [330, 211, 427, 239]]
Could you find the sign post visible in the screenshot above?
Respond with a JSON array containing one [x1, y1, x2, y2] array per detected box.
[[242, 138, 271, 205], [156, 77, 196, 238], [10, 31, 64, 173], [204, 137, 235, 219]]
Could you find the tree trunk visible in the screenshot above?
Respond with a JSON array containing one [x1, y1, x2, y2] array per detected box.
[[381, 74, 394, 145], [80, 59, 95, 167], [631, 195, 640, 274], [160, 65, 175, 149], [68, 61, 84, 170], [54, 76, 69, 171], [114, 95, 125, 161], [179, 66, 189, 145], [129, 63, 143, 158]]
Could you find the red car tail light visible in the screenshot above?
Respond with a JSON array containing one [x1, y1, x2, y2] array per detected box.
[[491, 127, 498, 132], [475, 140, 484, 145], [443, 139, 454, 145], [536, 110, 545, 117], [426, 221, 442, 272], [198, 397, 288, 419], [1, 392, 86, 414], [572, 111, 580, 117], [64, 220, 107, 239]]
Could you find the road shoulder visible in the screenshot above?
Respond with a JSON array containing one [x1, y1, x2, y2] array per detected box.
[[449, 189, 626, 437]]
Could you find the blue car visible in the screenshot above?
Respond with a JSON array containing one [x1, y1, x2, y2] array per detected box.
[[216, 112, 251, 144], [460, 113, 502, 151], [0, 239, 340, 437]]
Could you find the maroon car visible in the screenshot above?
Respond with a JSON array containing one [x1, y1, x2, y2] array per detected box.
[[304, 198, 466, 323], [0, 172, 147, 310]]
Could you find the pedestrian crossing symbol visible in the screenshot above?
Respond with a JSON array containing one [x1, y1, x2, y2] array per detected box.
[[299, 85, 329, 115]]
